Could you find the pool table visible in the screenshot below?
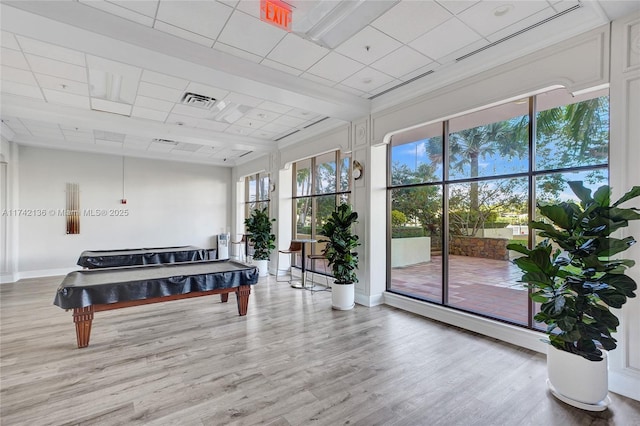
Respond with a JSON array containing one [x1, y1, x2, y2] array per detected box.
[[76, 246, 207, 268], [54, 260, 259, 348]]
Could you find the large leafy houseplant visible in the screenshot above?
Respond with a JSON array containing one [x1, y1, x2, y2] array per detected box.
[[508, 181, 640, 361], [320, 203, 360, 284], [244, 207, 276, 261]]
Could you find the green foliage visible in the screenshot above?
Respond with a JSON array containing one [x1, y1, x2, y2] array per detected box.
[[392, 227, 426, 238], [507, 181, 640, 361], [391, 210, 407, 227], [244, 207, 276, 261], [320, 203, 360, 284]]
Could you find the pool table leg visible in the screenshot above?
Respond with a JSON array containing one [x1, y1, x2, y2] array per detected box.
[[73, 306, 94, 348], [221, 293, 229, 303], [236, 285, 250, 316]]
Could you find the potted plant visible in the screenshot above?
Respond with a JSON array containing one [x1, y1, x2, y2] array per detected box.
[[244, 207, 276, 277], [320, 203, 359, 310], [507, 181, 640, 411]]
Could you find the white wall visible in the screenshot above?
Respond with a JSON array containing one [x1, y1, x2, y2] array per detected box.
[[12, 146, 230, 277]]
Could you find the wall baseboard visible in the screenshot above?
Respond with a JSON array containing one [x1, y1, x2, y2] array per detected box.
[[1, 267, 76, 283]]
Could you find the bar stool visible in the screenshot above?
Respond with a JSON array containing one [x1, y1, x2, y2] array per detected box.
[[276, 241, 302, 282], [306, 253, 331, 292], [231, 235, 247, 262]]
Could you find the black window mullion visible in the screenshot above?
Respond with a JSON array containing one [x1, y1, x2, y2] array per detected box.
[[442, 120, 449, 306]]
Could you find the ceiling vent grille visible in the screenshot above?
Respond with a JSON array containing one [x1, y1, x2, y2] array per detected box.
[[368, 70, 435, 100], [153, 138, 179, 145], [181, 92, 217, 110], [456, 3, 582, 62]]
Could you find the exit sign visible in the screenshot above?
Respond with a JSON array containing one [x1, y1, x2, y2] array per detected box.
[[260, 0, 292, 32]]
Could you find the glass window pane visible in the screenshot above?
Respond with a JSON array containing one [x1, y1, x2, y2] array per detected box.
[[389, 185, 443, 303], [248, 175, 257, 201], [447, 177, 529, 324], [258, 174, 270, 201], [295, 198, 312, 237], [390, 122, 443, 185], [448, 101, 529, 180], [295, 159, 312, 197], [340, 154, 350, 192], [316, 152, 337, 194], [536, 88, 609, 171]]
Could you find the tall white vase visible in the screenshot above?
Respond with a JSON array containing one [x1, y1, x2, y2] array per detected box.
[[331, 283, 354, 310], [546, 345, 610, 411]]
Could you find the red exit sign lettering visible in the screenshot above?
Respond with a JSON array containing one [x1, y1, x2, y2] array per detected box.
[[260, 0, 292, 32]]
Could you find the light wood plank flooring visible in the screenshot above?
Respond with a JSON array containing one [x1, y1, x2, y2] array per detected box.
[[1, 275, 639, 425]]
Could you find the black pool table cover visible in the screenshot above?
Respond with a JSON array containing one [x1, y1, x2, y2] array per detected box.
[[76, 246, 206, 268], [54, 260, 259, 309]]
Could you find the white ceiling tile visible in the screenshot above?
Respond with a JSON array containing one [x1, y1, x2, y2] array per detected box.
[[257, 101, 292, 114], [131, 106, 169, 122], [1, 47, 30, 70], [486, 8, 557, 43], [141, 70, 188, 90], [225, 124, 253, 136], [233, 116, 268, 129], [194, 119, 230, 132], [17, 36, 86, 66], [260, 59, 303, 76], [285, 108, 318, 120], [64, 135, 94, 144], [436, 1, 480, 15], [21, 118, 58, 129], [78, 0, 154, 26], [109, 1, 159, 17], [251, 130, 278, 139], [260, 121, 291, 133], [126, 142, 151, 151], [35, 74, 89, 96], [165, 113, 200, 127], [170, 104, 213, 118], [1, 80, 44, 99], [267, 33, 329, 70], [217, 11, 286, 57], [335, 26, 402, 65], [185, 82, 229, 101], [340, 67, 395, 93], [31, 129, 65, 140], [552, 0, 581, 13], [212, 42, 263, 63], [43, 89, 90, 108], [233, 0, 260, 18], [457, 1, 550, 37], [245, 108, 280, 122], [26, 54, 87, 82], [1, 117, 29, 134], [409, 18, 482, 60], [148, 141, 176, 152], [134, 95, 174, 112], [306, 52, 364, 83], [95, 139, 123, 147], [1, 31, 20, 50], [153, 21, 215, 47], [90, 98, 133, 115], [371, 46, 433, 79], [271, 114, 306, 127], [1, 65, 37, 86], [372, 1, 453, 44], [137, 81, 183, 102], [155, 0, 233, 40], [223, 92, 264, 108]]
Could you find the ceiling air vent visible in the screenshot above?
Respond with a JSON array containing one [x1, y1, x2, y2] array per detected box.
[[181, 92, 217, 110], [153, 138, 179, 145], [368, 70, 435, 100]]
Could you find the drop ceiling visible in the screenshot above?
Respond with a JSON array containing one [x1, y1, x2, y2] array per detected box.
[[0, 0, 636, 166]]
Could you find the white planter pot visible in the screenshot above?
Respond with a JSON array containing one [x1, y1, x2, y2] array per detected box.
[[254, 259, 269, 277], [546, 345, 610, 411], [332, 283, 354, 310]]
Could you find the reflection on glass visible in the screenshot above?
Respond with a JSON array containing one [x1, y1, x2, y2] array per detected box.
[[340, 155, 350, 192], [447, 177, 529, 325], [536, 88, 609, 171], [390, 122, 443, 185], [316, 152, 337, 194], [449, 101, 529, 180], [296, 158, 312, 197], [389, 185, 443, 303]]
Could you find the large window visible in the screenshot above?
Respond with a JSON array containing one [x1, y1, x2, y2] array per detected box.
[[293, 151, 351, 272], [244, 172, 270, 217], [388, 87, 609, 328]]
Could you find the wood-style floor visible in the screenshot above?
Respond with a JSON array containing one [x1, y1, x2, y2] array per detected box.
[[1, 275, 639, 425]]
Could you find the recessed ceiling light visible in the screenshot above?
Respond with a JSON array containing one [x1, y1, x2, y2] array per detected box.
[[362, 78, 373, 84], [257, 113, 267, 119], [493, 4, 513, 17]]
